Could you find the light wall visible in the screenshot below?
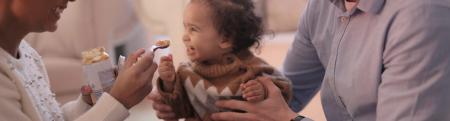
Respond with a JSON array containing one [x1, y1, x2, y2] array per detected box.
[[134, 0, 189, 67]]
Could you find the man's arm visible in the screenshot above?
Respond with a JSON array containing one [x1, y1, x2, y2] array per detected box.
[[283, 1, 326, 112], [378, 1, 450, 120]]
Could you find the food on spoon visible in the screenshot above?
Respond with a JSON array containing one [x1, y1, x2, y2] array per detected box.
[[82, 47, 110, 65]]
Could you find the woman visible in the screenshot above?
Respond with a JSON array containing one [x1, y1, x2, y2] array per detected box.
[[0, 0, 157, 120]]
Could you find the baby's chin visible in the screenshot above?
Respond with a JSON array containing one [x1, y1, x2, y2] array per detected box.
[[188, 56, 212, 64], [187, 55, 200, 62]]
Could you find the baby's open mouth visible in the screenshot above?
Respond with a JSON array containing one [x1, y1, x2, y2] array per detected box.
[[187, 45, 196, 51], [187, 46, 196, 56]]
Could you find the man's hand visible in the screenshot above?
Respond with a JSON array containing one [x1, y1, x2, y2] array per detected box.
[[148, 91, 179, 121], [211, 77, 298, 121]]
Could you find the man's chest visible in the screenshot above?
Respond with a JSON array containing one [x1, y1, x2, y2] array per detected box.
[[311, 10, 393, 112]]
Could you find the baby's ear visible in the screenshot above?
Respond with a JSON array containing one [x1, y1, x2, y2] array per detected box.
[[218, 38, 233, 49]]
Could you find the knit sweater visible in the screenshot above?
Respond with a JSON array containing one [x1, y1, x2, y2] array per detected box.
[[157, 50, 292, 121]]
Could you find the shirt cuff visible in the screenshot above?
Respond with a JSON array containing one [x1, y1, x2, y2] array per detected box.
[[61, 95, 93, 121], [75, 93, 129, 121], [76, 95, 93, 109], [301, 117, 314, 121]]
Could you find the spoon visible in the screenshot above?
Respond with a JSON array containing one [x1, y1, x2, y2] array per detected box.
[[151, 40, 171, 52]]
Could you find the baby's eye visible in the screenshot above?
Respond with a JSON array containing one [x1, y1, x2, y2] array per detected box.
[[191, 28, 197, 32], [189, 26, 199, 32]]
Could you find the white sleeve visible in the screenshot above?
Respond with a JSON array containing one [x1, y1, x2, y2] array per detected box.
[[301, 117, 314, 121], [0, 73, 34, 121], [62, 93, 129, 121], [61, 95, 92, 121]]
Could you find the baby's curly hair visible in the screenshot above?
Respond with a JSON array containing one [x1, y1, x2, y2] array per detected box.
[[193, 0, 264, 53]]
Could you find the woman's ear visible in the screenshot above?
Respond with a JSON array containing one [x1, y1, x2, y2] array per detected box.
[[218, 38, 233, 49]]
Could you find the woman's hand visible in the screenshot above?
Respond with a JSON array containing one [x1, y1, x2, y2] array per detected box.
[[81, 85, 93, 106], [211, 77, 298, 121], [110, 49, 158, 109], [148, 91, 179, 121]]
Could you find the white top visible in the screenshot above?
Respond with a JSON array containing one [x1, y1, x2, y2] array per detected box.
[[0, 41, 129, 121]]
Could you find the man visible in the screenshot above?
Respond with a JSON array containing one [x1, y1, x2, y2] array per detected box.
[[210, 0, 450, 120]]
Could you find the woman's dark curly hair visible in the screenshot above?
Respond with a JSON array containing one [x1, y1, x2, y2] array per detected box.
[[192, 0, 264, 53]]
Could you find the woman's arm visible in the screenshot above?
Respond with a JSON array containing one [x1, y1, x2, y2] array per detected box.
[[63, 49, 158, 121], [65, 93, 129, 121], [0, 73, 34, 121]]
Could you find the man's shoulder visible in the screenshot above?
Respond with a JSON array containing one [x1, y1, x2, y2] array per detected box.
[[383, 0, 450, 33], [387, 0, 450, 15]]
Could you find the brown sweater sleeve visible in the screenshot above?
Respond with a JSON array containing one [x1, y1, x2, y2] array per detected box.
[[267, 70, 293, 103], [247, 57, 293, 103], [157, 66, 196, 119]]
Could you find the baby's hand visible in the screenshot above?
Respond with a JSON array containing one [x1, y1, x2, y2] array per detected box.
[[158, 55, 176, 91], [241, 80, 267, 102]]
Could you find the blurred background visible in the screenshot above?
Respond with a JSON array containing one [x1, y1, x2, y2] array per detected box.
[[24, 0, 325, 120]]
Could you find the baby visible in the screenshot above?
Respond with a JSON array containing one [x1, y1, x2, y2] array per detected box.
[[157, 0, 292, 120]]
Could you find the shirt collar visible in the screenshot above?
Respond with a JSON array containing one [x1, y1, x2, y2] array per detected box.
[[357, 0, 386, 14], [329, 0, 386, 14]]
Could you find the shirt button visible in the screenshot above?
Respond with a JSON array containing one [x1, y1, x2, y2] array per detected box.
[[340, 17, 349, 22]]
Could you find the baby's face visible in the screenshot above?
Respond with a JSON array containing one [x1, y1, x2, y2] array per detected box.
[[182, 2, 233, 62]]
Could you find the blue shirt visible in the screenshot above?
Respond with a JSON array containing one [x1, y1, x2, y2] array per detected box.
[[283, 0, 450, 120]]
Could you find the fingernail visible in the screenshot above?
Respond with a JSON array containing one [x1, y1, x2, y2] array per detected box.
[[137, 48, 145, 53], [163, 56, 169, 61], [81, 86, 92, 94], [210, 114, 218, 120]]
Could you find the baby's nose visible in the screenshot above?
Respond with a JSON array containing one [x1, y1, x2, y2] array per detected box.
[[182, 35, 190, 42]]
